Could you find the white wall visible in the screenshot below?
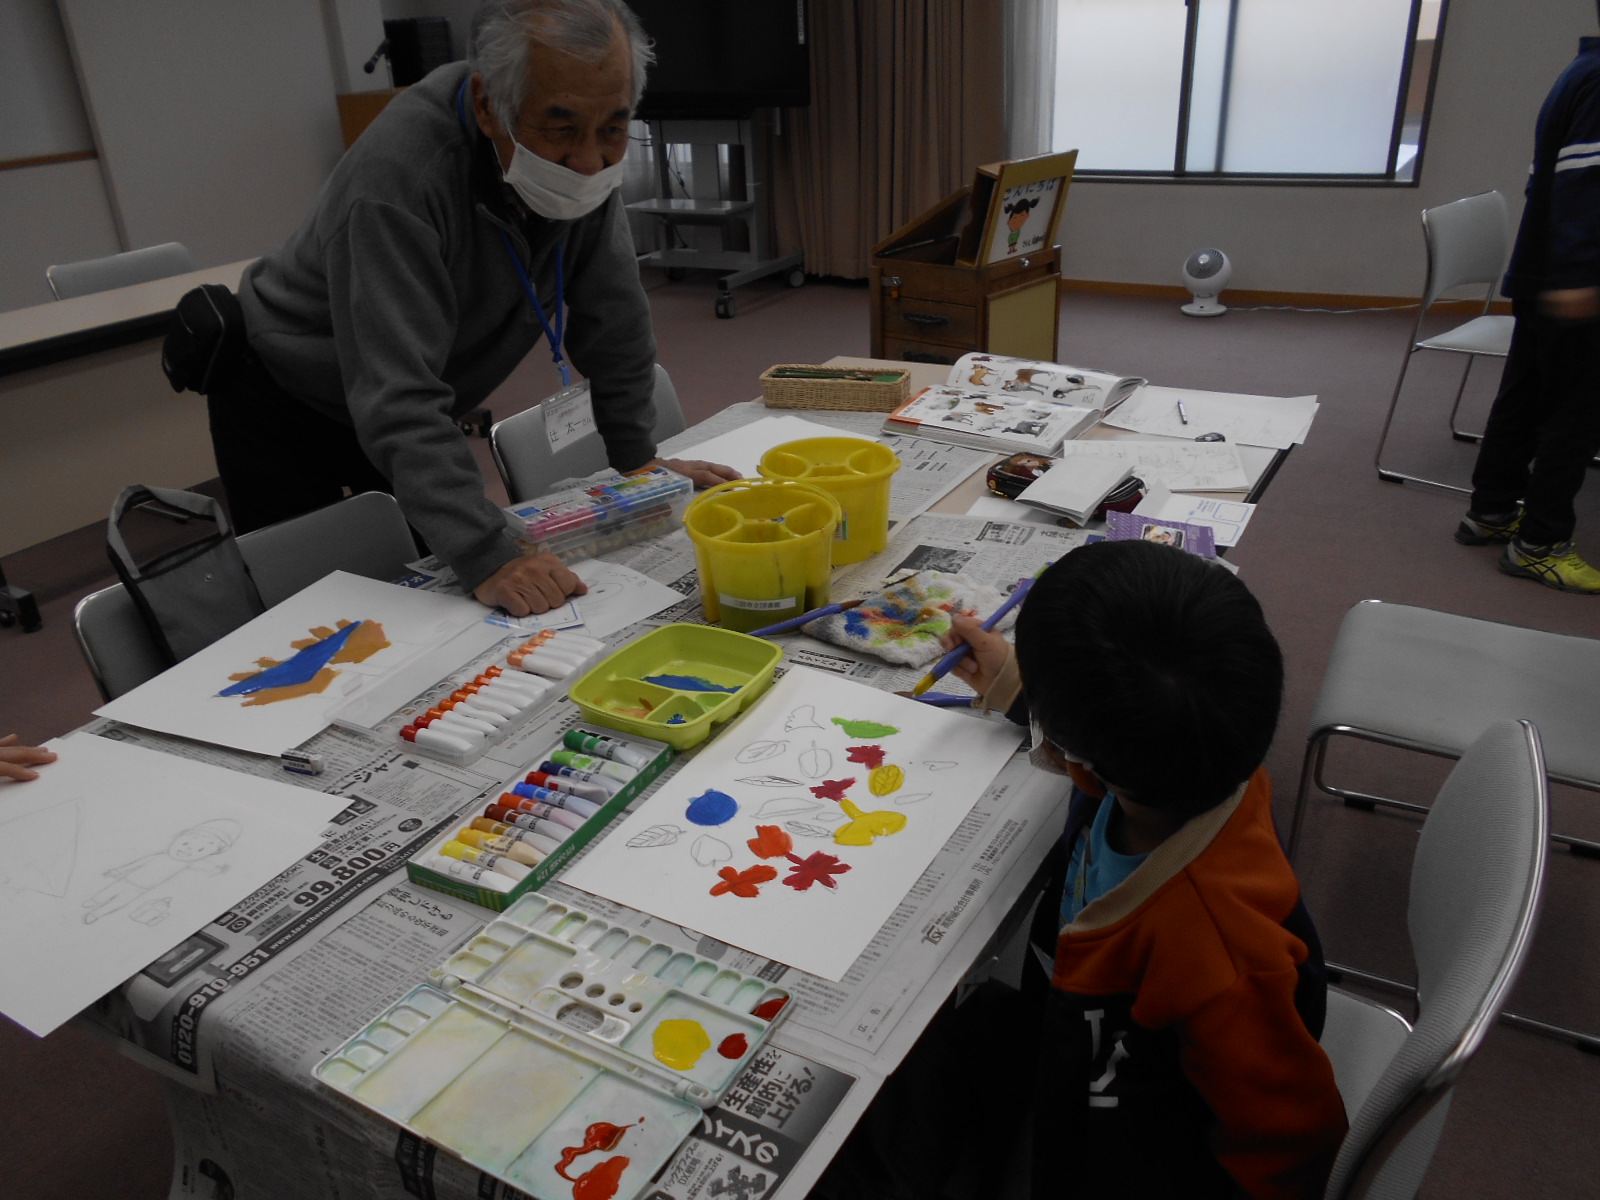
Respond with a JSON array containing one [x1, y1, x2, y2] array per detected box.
[[1056, 0, 1592, 296], [0, 159, 121, 308]]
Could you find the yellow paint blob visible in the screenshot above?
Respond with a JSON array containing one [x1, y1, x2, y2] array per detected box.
[[833, 798, 908, 846], [239, 667, 340, 706], [652, 1018, 712, 1070]]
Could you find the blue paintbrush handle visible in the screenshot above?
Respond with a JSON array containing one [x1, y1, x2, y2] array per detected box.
[[747, 602, 844, 638], [913, 576, 1036, 694]]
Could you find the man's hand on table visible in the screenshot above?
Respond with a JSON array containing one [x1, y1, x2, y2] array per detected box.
[[474, 552, 588, 617], [631, 457, 741, 488]]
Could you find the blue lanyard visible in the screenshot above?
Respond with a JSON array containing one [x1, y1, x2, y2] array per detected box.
[[498, 230, 571, 387]]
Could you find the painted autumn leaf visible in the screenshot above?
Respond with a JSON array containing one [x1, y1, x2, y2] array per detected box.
[[831, 718, 900, 738], [709, 864, 777, 898], [809, 778, 856, 802], [747, 824, 795, 859], [782, 850, 852, 892], [834, 798, 909, 846], [869, 764, 905, 796], [845, 744, 887, 770]]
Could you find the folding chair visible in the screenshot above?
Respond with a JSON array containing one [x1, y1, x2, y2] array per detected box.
[[1373, 191, 1514, 492], [1287, 599, 1598, 1048], [1319, 720, 1547, 1199], [47, 242, 197, 300], [490, 364, 688, 503], [74, 491, 418, 701]]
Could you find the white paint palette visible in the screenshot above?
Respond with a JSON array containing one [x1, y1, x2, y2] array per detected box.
[[314, 894, 790, 1200]]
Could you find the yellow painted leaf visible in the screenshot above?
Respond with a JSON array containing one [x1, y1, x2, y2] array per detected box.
[[868, 764, 904, 796]]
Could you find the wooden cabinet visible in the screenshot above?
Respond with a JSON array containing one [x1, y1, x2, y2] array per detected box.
[[869, 188, 1061, 366]]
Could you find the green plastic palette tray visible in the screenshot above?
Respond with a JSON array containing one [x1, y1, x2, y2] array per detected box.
[[569, 624, 782, 750]]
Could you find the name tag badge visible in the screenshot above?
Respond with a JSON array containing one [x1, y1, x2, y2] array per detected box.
[[544, 383, 596, 453]]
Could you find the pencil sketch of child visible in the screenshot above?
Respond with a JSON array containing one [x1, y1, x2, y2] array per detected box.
[[82, 819, 239, 925]]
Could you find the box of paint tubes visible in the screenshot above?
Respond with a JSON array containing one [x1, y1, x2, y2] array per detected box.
[[406, 724, 674, 911], [331, 627, 612, 768], [314, 891, 791, 1200], [504, 467, 692, 564]]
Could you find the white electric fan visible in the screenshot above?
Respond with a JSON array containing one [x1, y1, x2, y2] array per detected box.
[[1181, 248, 1232, 317]]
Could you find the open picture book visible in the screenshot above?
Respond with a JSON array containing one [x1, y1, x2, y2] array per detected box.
[[882, 353, 1148, 455]]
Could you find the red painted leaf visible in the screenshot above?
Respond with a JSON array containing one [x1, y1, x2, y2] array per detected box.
[[781, 850, 853, 892], [809, 777, 856, 802], [709, 864, 778, 898], [747, 824, 794, 859], [845, 744, 887, 769]]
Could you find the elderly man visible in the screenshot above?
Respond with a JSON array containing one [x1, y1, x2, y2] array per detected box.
[[206, 0, 734, 615]]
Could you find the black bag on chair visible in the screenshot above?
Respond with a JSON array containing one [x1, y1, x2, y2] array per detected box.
[[161, 284, 247, 395], [107, 485, 265, 665]]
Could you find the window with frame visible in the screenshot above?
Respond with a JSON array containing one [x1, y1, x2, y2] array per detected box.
[[1051, 0, 1446, 182]]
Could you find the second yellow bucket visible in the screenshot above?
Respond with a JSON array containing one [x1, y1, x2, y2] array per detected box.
[[757, 436, 900, 565], [683, 478, 841, 632]]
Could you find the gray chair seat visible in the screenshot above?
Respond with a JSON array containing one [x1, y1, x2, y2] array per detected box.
[[1414, 313, 1514, 356]]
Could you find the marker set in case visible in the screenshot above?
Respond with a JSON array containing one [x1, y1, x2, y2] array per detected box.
[[314, 893, 791, 1200]]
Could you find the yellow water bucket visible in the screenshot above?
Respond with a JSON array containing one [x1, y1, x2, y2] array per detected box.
[[758, 436, 900, 565], [683, 479, 841, 632]]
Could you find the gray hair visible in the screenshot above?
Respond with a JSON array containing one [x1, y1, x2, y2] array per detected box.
[[471, 0, 654, 133]]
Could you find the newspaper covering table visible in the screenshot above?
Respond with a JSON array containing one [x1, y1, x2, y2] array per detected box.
[[83, 483, 1075, 1199]]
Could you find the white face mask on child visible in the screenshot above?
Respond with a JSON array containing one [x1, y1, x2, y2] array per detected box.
[[1029, 716, 1091, 778], [503, 140, 625, 221]]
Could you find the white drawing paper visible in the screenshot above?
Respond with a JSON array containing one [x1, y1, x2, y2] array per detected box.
[[563, 668, 1023, 981], [1055, 439, 1249, 493], [677, 415, 874, 479], [1101, 385, 1320, 450], [0, 733, 345, 1037], [97, 571, 488, 757], [964, 494, 1064, 527], [567, 559, 686, 639]]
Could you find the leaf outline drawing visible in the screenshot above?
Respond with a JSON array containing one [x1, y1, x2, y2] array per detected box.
[[893, 792, 933, 806], [784, 821, 835, 838], [755, 797, 819, 819], [785, 705, 822, 732], [736, 775, 805, 788], [735, 741, 788, 764], [923, 760, 958, 771], [691, 835, 733, 866], [626, 824, 684, 848], [797, 743, 833, 779]]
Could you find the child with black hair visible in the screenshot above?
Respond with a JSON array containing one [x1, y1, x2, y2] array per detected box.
[[945, 539, 1346, 1200]]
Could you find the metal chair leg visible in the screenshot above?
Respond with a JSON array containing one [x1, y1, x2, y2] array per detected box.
[[1446, 353, 1484, 443], [1374, 334, 1473, 494]]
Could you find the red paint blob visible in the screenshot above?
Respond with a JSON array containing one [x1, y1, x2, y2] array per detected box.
[[752, 996, 788, 1020], [718, 1032, 749, 1058], [556, 1120, 637, 1181], [572, 1156, 631, 1200]]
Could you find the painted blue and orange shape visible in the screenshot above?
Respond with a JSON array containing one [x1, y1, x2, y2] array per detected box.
[[218, 619, 390, 706]]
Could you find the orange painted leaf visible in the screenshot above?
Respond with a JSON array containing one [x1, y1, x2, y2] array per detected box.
[[747, 824, 794, 859], [709, 864, 778, 898]]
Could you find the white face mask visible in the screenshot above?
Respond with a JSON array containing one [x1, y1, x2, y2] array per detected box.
[[1029, 716, 1089, 778], [503, 139, 626, 221]]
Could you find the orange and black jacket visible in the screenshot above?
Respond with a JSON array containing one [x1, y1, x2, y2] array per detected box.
[[1032, 770, 1348, 1200]]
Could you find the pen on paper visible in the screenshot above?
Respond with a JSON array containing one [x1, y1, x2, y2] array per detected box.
[[1176, 400, 1189, 425]]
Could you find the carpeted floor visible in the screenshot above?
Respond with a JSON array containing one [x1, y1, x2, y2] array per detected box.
[[2, 270, 1597, 1197]]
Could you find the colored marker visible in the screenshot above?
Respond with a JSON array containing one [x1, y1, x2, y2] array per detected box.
[[550, 749, 635, 783], [425, 706, 497, 734], [510, 782, 601, 818], [467, 677, 542, 705], [493, 795, 587, 830], [546, 630, 606, 653], [418, 853, 518, 892], [450, 687, 520, 718], [456, 827, 544, 866], [523, 770, 611, 805], [440, 840, 530, 881], [538, 761, 624, 796], [562, 729, 652, 770]]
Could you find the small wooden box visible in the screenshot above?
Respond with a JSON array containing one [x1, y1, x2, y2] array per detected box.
[[870, 188, 1062, 366], [760, 364, 911, 412]]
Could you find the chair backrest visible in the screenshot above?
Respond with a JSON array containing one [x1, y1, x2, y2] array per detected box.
[[1419, 191, 1509, 308], [47, 242, 197, 300], [1327, 719, 1549, 1200], [74, 491, 418, 700], [491, 363, 688, 503]]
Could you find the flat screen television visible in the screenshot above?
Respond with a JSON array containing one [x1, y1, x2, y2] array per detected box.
[[628, 0, 810, 118]]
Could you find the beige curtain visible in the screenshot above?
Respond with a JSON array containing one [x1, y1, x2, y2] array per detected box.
[[769, 0, 1006, 280]]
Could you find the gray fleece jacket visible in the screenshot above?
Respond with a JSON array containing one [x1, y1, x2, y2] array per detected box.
[[237, 62, 658, 592]]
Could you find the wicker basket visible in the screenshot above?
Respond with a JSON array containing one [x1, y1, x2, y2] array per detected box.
[[759, 364, 911, 412]]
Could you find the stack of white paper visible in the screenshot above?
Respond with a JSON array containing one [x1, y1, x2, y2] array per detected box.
[[1014, 456, 1133, 524]]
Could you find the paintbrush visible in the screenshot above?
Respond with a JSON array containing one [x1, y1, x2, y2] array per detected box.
[[910, 572, 1042, 697], [746, 598, 864, 638]]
